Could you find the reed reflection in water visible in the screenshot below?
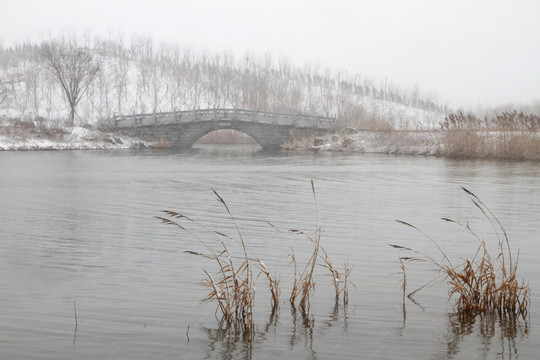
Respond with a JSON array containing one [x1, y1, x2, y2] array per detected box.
[[443, 312, 529, 359], [200, 300, 350, 360]]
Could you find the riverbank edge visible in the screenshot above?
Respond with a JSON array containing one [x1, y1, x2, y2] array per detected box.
[[1, 122, 443, 155], [285, 129, 540, 161], [284, 130, 444, 156], [3, 125, 539, 161], [0, 125, 152, 151]]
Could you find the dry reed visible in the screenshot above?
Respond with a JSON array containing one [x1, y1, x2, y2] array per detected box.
[[157, 180, 353, 332], [441, 110, 540, 160], [155, 192, 257, 333], [286, 180, 354, 309], [392, 187, 530, 316], [288, 226, 320, 311]]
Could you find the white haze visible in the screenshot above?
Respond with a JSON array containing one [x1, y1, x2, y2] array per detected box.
[[2, 0, 539, 109]]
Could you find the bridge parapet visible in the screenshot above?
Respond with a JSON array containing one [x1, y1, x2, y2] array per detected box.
[[109, 108, 335, 130]]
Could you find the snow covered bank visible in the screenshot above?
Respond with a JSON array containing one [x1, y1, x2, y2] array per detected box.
[[0, 124, 150, 151], [289, 129, 540, 161], [285, 130, 443, 156]]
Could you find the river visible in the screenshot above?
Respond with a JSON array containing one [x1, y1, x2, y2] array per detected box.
[[1, 146, 539, 359]]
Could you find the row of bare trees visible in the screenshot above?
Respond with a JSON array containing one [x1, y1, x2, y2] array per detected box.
[[0, 33, 447, 129]]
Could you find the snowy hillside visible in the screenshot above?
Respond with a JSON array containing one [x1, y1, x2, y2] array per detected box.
[[0, 36, 448, 130]]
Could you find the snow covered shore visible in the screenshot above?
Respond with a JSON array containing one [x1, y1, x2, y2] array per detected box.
[[285, 130, 444, 156], [1, 122, 444, 155], [0, 124, 150, 151]]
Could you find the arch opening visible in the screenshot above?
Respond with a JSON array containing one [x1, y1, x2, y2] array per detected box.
[[193, 129, 261, 150]]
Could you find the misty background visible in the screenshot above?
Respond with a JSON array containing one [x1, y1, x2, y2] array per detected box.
[[2, 0, 539, 110]]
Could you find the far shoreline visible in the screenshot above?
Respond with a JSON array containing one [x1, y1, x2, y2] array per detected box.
[[2, 121, 539, 161]]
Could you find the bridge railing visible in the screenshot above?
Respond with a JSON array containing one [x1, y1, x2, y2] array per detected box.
[[108, 108, 335, 129]]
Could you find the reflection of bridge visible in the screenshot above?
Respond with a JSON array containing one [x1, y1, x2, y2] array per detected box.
[[108, 108, 335, 150]]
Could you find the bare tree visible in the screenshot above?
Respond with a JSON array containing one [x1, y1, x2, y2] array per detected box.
[[0, 81, 12, 106], [41, 38, 101, 127]]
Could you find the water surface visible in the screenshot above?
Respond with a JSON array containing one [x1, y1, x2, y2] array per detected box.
[[1, 146, 539, 359]]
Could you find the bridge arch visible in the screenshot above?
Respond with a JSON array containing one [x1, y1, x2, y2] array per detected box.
[[181, 121, 275, 149], [194, 128, 258, 146]]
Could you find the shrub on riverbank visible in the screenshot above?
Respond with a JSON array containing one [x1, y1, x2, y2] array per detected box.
[[282, 132, 317, 150], [0, 120, 67, 140]]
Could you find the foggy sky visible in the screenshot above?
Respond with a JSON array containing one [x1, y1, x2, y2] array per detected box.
[[2, 0, 539, 109]]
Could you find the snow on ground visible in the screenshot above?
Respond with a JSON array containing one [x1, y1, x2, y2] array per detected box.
[[0, 120, 444, 155], [304, 130, 444, 156], [0, 126, 150, 151]]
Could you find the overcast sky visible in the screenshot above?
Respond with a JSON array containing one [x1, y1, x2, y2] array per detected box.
[[2, 0, 539, 109]]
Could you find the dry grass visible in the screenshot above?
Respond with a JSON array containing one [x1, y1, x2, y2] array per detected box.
[[281, 133, 316, 150], [441, 110, 540, 160], [442, 130, 540, 160], [282, 131, 356, 151], [441, 110, 540, 131], [392, 187, 529, 316], [282, 180, 354, 310], [495, 131, 540, 160], [156, 191, 257, 334], [358, 115, 395, 132], [442, 130, 488, 158], [0, 120, 68, 141], [340, 137, 355, 150], [157, 180, 352, 332], [288, 232, 354, 308]]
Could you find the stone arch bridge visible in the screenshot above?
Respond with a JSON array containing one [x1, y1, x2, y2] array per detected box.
[[108, 108, 335, 150]]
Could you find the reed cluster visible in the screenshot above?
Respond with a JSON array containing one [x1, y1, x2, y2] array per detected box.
[[440, 110, 540, 131], [442, 130, 540, 160], [156, 191, 257, 333], [285, 181, 353, 310], [440, 110, 540, 160], [157, 180, 352, 333], [286, 229, 353, 310], [392, 187, 529, 316]]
